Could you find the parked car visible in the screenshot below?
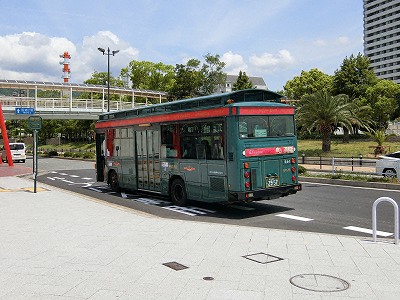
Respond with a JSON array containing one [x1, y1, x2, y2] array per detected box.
[[375, 151, 400, 177], [1, 142, 26, 163]]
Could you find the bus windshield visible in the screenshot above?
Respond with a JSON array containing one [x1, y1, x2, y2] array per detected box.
[[239, 115, 295, 138]]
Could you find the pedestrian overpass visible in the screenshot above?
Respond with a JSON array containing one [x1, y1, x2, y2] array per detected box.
[[0, 79, 168, 120]]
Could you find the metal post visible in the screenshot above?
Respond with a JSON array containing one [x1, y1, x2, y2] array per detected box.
[[107, 48, 110, 112], [372, 197, 399, 245], [332, 157, 335, 175], [33, 129, 38, 193]]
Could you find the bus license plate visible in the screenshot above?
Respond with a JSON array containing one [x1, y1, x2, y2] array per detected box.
[[266, 176, 279, 188]]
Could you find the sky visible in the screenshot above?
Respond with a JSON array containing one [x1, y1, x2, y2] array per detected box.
[[0, 0, 364, 92]]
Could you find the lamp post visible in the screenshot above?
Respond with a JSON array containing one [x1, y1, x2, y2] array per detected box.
[[98, 47, 119, 112]]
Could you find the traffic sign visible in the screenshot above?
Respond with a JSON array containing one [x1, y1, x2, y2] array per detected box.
[[15, 107, 35, 115], [28, 116, 42, 130]]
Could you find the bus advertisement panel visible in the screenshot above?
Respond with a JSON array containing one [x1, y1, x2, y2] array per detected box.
[[95, 89, 301, 206]]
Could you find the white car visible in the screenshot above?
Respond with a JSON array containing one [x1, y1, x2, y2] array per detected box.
[[1, 142, 26, 163], [376, 151, 400, 177]]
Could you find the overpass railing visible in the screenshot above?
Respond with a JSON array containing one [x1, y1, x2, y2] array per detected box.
[[0, 96, 147, 113]]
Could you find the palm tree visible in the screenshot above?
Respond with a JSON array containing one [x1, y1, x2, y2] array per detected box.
[[296, 91, 365, 152], [366, 129, 395, 156]]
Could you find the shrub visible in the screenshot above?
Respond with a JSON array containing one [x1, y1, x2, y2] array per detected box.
[[63, 152, 73, 157], [48, 150, 58, 157], [82, 152, 95, 159], [298, 165, 307, 174]]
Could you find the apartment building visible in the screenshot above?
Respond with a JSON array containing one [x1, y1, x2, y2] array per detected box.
[[364, 0, 400, 83]]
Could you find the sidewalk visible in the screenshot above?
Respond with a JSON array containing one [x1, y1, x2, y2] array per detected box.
[[1, 177, 400, 299]]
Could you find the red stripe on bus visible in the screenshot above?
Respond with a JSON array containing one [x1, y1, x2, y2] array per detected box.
[[95, 107, 230, 129], [239, 107, 294, 115]]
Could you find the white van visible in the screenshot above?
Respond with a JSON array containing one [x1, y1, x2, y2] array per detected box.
[[1, 142, 26, 163]]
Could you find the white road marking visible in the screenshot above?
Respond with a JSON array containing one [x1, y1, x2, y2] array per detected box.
[[82, 177, 93, 180], [89, 187, 104, 193], [276, 213, 314, 222], [135, 198, 170, 205], [302, 181, 400, 192], [58, 173, 68, 176], [163, 206, 216, 216], [343, 226, 393, 237], [69, 175, 79, 178]]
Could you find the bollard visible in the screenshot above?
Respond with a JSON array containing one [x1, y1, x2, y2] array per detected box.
[[372, 197, 399, 245]]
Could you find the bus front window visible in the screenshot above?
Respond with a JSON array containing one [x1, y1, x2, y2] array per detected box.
[[239, 115, 295, 138]]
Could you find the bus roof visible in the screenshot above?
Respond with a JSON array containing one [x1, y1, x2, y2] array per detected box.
[[98, 89, 283, 121]]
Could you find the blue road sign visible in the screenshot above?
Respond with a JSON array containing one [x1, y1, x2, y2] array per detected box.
[[15, 107, 35, 115]]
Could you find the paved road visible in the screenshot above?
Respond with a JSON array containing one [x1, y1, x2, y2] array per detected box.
[[30, 158, 400, 239]]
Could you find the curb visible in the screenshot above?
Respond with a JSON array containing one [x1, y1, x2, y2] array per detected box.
[[299, 176, 400, 190]]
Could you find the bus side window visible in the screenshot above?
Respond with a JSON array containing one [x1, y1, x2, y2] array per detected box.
[[212, 140, 224, 160], [161, 127, 177, 158]]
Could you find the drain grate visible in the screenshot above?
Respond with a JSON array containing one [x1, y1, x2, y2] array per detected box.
[[162, 261, 189, 271], [290, 274, 350, 292], [242, 252, 284, 264]]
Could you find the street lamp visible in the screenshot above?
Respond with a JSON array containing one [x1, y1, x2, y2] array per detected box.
[[98, 47, 119, 112]]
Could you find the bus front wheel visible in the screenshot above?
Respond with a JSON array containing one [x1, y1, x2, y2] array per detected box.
[[109, 171, 120, 192], [170, 178, 188, 206]]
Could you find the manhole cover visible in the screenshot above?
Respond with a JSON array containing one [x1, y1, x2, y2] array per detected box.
[[242, 252, 284, 264], [290, 274, 350, 292], [162, 262, 188, 271]]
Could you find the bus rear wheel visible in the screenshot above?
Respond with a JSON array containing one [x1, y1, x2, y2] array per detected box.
[[109, 171, 120, 192], [170, 178, 188, 206]]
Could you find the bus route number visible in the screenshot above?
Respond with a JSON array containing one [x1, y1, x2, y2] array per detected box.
[[266, 176, 279, 188]]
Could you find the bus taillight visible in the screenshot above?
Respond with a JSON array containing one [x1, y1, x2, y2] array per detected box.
[[245, 181, 251, 188], [244, 171, 250, 178], [291, 157, 296, 164], [291, 167, 296, 173], [244, 162, 249, 169], [292, 175, 297, 182]]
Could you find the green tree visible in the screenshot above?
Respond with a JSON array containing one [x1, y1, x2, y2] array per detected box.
[[233, 71, 253, 90], [296, 92, 361, 152], [333, 53, 378, 100], [360, 79, 400, 129], [200, 53, 226, 95], [283, 68, 333, 99], [121, 60, 175, 91], [168, 59, 204, 100]]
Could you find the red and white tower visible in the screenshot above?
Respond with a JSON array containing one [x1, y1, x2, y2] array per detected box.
[[59, 51, 71, 82]]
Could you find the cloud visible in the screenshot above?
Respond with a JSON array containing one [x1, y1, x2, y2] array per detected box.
[[249, 50, 295, 72], [221, 51, 248, 75], [0, 31, 139, 83]]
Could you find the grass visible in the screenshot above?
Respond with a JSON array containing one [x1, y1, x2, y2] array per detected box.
[[298, 139, 400, 158]]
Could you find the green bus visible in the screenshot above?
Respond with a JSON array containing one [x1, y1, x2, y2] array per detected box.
[[95, 89, 301, 206]]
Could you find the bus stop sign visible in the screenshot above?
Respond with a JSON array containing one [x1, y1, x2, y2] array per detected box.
[[28, 116, 42, 130]]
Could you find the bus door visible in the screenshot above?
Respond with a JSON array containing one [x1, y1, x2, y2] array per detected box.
[[136, 129, 161, 192], [95, 132, 105, 182]]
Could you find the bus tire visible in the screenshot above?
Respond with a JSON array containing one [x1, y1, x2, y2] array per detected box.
[[109, 170, 120, 192], [170, 178, 188, 206]]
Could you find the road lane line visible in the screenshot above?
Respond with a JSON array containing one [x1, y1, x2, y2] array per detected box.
[[301, 181, 400, 192], [343, 225, 392, 237], [276, 213, 314, 222]]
